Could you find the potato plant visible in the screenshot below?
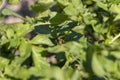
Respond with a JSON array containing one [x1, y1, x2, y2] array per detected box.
[[0, 0, 120, 80]]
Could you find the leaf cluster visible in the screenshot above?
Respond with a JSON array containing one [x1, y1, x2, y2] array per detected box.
[[0, 0, 120, 80]]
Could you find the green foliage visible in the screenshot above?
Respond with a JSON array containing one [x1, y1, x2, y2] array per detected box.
[[0, 0, 120, 80]]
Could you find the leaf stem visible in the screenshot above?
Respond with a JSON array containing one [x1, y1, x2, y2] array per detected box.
[[0, 0, 8, 12], [109, 33, 120, 44], [34, 22, 51, 26]]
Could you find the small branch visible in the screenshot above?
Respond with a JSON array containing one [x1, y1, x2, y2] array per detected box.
[[109, 33, 120, 44], [34, 22, 51, 26], [0, 0, 8, 12]]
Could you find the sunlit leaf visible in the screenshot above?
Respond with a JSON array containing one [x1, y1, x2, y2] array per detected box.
[[32, 45, 50, 69], [0, 0, 120, 80], [19, 39, 32, 57], [30, 34, 54, 46], [92, 53, 105, 77]]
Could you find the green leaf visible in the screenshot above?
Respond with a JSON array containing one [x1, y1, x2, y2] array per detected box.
[[30, 34, 54, 46], [71, 0, 83, 10], [0, 57, 9, 71], [28, 67, 42, 77], [114, 14, 120, 21], [111, 51, 120, 59], [9, 38, 20, 48], [63, 0, 84, 21], [9, 0, 20, 4], [50, 13, 68, 24], [0, 36, 9, 45], [72, 25, 85, 34], [98, 56, 118, 73], [6, 28, 14, 39], [93, 0, 108, 10], [2, 9, 23, 19], [31, 0, 55, 13], [9, 40, 32, 67], [57, 0, 70, 6], [15, 23, 33, 37], [5, 66, 30, 79], [19, 39, 32, 57], [0, 0, 120, 79], [64, 4, 79, 16], [32, 45, 49, 69], [92, 53, 105, 77], [109, 4, 120, 14]]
